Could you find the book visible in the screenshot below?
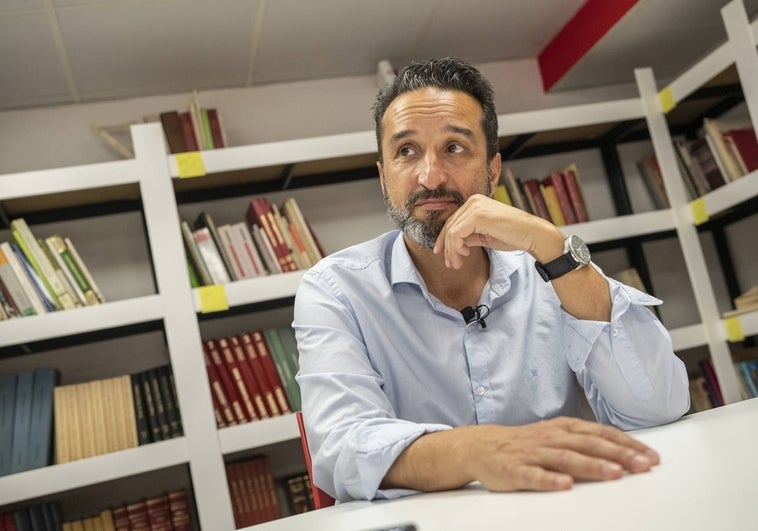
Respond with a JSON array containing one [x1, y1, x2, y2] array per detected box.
[[246, 198, 298, 272], [0, 242, 47, 315], [501, 166, 527, 212], [263, 328, 301, 411], [521, 180, 551, 221], [188, 90, 206, 150], [538, 182, 566, 225], [228, 335, 271, 419], [0, 373, 16, 476], [203, 342, 236, 426], [26, 368, 59, 470], [130, 373, 151, 445], [147, 368, 172, 440], [0, 246, 37, 316], [238, 333, 281, 417], [10, 371, 34, 473], [52, 384, 70, 464], [281, 198, 322, 265], [157, 365, 183, 437], [272, 203, 309, 269], [180, 219, 213, 286], [721, 127, 757, 173], [0, 278, 20, 319], [250, 223, 281, 275], [159, 111, 187, 154], [45, 235, 100, 306], [11, 243, 57, 312], [561, 164, 588, 223], [205, 339, 247, 424], [492, 184, 512, 206], [139, 371, 162, 442], [217, 337, 260, 422], [542, 172, 576, 224], [673, 138, 707, 198], [249, 331, 292, 414], [194, 211, 236, 281], [40, 241, 82, 309], [63, 237, 106, 303], [703, 118, 744, 182], [167, 489, 193, 531], [207, 109, 226, 149], [193, 227, 231, 284], [230, 221, 267, 277], [636, 154, 670, 209], [179, 111, 199, 152]]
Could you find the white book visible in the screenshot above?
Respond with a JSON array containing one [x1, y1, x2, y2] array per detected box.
[[193, 227, 231, 284], [272, 203, 309, 269], [215, 224, 244, 280], [250, 223, 281, 274], [64, 237, 106, 304], [45, 237, 87, 306], [282, 198, 322, 265], [231, 222, 267, 277]]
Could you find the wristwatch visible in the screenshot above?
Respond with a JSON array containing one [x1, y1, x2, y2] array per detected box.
[[534, 234, 591, 282]]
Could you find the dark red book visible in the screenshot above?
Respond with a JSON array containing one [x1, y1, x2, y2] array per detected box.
[[722, 128, 758, 173], [521, 179, 551, 221], [207, 339, 250, 424], [159, 111, 186, 154], [202, 340, 239, 426], [238, 333, 281, 417], [229, 335, 271, 420], [561, 168, 589, 223], [179, 112, 199, 152], [218, 337, 259, 423], [207, 109, 226, 148], [167, 489, 193, 531], [250, 331, 292, 414], [246, 198, 298, 272]]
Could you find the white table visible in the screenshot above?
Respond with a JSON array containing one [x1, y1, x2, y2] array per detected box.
[[251, 398, 758, 530]]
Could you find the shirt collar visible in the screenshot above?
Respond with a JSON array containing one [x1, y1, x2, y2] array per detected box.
[[388, 230, 523, 298]]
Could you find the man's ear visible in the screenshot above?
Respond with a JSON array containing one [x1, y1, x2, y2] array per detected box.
[[377, 160, 386, 193], [489, 153, 501, 191]]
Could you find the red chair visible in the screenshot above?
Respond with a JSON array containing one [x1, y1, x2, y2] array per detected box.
[[296, 411, 336, 509]]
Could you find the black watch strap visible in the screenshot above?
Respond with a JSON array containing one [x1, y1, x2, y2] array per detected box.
[[534, 253, 580, 281]]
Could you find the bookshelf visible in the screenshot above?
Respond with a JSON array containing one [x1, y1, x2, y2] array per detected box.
[[0, 0, 755, 528]]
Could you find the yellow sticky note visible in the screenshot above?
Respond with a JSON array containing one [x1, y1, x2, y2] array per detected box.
[[198, 285, 229, 313], [176, 152, 206, 178], [658, 87, 676, 114], [690, 198, 709, 225], [724, 317, 745, 342]]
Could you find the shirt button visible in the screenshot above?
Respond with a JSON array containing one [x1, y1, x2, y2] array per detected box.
[[475, 386, 485, 396], [613, 327, 619, 337]]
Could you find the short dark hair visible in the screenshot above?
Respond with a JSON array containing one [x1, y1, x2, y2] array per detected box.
[[372, 57, 499, 164]]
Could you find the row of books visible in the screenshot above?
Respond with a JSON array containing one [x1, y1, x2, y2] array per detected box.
[[184, 196, 323, 287], [639, 119, 757, 207], [0, 501, 62, 531], [203, 327, 299, 429], [690, 353, 758, 412], [0, 368, 58, 477], [158, 91, 228, 155], [54, 364, 182, 465], [283, 472, 315, 515], [226, 456, 280, 528], [0, 219, 104, 320], [493, 164, 589, 226]]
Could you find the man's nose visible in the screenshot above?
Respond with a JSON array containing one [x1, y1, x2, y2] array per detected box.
[[418, 152, 448, 189]]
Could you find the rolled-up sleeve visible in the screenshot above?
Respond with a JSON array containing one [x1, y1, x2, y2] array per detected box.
[[294, 269, 450, 502], [562, 277, 690, 429]]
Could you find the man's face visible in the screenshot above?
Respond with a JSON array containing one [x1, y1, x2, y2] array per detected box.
[[377, 87, 499, 249]]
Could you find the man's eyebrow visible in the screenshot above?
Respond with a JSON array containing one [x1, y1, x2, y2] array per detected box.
[[388, 125, 475, 145]]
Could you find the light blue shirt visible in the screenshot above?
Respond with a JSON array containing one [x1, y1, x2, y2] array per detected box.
[[293, 230, 690, 502]]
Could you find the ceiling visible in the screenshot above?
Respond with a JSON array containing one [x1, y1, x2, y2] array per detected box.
[[0, 0, 756, 112]]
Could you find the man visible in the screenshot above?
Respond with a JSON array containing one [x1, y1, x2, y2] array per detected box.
[[293, 57, 689, 502]]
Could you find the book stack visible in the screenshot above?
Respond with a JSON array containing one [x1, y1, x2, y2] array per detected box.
[[203, 327, 299, 429], [0, 219, 104, 320], [53, 364, 182, 464], [183, 196, 323, 287], [56, 488, 192, 531], [225, 455, 280, 528], [0, 368, 59, 477], [155, 90, 228, 155], [282, 472, 315, 515], [641, 119, 757, 203], [0, 500, 62, 531], [722, 286, 758, 319], [495, 164, 589, 226]]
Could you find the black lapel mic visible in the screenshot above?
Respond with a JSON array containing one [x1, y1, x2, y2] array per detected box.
[[461, 304, 489, 328]]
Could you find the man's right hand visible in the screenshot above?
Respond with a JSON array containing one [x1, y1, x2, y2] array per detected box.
[[382, 417, 659, 493]]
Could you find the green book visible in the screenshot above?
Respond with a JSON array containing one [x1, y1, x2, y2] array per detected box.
[[263, 328, 301, 411]]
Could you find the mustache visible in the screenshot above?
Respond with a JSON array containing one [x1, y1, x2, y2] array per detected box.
[[406, 186, 465, 210]]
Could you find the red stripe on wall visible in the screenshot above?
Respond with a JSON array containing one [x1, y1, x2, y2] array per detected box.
[[538, 0, 639, 91]]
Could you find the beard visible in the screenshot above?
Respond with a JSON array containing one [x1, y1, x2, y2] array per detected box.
[[383, 173, 492, 249]]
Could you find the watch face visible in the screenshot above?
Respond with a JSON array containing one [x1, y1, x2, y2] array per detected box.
[[568, 235, 591, 265]]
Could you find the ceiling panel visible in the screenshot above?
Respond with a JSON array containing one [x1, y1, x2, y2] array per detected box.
[[58, 0, 259, 99], [414, 0, 585, 64], [254, 0, 438, 85], [0, 10, 71, 108]]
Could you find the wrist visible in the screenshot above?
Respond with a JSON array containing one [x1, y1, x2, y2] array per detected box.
[[530, 222, 565, 263]]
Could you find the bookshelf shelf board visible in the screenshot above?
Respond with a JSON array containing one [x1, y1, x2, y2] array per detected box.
[[565, 209, 677, 245], [218, 412, 299, 455], [698, 171, 758, 221], [0, 159, 140, 204], [669, 323, 708, 352], [0, 295, 164, 348], [192, 271, 305, 312], [0, 437, 188, 506]]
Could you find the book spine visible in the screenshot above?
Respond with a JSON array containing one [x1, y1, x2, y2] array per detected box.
[[159, 111, 187, 154], [0, 242, 46, 315], [11, 243, 57, 312], [139, 371, 162, 442], [249, 331, 291, 414], [239, 333, 281, 417], [561, 167, 589, 222], [62, 238, 106, 304], [193, 227, 231, 284], [157, 365, 183, 437], [229, 335, 270, 419], [218, 338, 259, 422], [282, 198, 322, 265], [147, 368, 172, 440], [545, 172, 576, 224], [181, 220, 213, 286], [47, 236, 100, 306], [521, 180, 551, 221], [0, 246, 36, 316], [207, 109, 225, 148], [250, 224, 281, 274], [217, 224, 247, 279], [203, 343, 236, 426], [233, 222, 266, 276], [10, 370, 34, 473], [247, 198, 297, 272], [0, 373, 16, 476], [195, 212, 236, 280], [130, 374, 151, 445], [205, 340, 246, 424], [178, 111, 199, 152], [26, 368, 58, 470]]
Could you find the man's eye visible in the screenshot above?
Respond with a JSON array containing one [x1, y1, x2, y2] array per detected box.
[[447, 143, 464, 153], [398, 146, 416, 156]]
